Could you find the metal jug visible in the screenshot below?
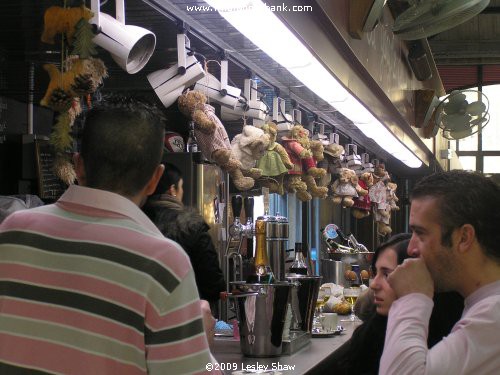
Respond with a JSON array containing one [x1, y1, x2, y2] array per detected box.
[[229, 281, 291, 357]]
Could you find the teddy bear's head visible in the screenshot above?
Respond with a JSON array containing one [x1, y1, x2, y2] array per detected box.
[[178, 90, 207, 118], [359, 172, 374, 188], [387, 181, 397, 192], [290, 124, 310, 148], [234, 125, 270, 160], [262, 122, 278, 144], [324, 143, 345, 159], [339, 168, 358, 185]]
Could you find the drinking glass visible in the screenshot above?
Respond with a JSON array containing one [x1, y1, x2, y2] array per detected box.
[[342, 286, 361, 322], [313, 286, 331, 331]]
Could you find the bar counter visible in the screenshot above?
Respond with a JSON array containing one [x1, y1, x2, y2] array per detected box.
[[212, 321, 358, 374]]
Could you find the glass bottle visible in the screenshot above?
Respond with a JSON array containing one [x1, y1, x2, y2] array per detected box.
[[247, 219, 274, 283], [289, 242, 308, 275], [186, 121, 198, 152]]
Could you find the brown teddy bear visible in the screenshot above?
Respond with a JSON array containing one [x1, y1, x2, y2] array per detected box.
[[282, 124, 328, 200], [257, 122, 293, 195], [178, 90, 254, 191], [41, 6, 93, 44], [230, 125, 270, 180], [386, 182, 400, 212], [352, 172, 374, 219], [331, 168, 366, 207]]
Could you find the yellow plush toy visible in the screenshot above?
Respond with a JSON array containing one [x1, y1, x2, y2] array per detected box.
[[41, 6, 93, 44]]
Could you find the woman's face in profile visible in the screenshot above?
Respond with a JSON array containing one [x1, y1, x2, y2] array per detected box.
[[370, 248, 398, 316]]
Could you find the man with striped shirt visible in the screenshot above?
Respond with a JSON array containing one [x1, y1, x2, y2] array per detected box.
[[0, 96, 219, 374]]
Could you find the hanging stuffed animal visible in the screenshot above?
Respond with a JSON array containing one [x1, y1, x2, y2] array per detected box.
[[178, 90, 255, 191], [230, 125, 270, 180], [41, 5, 93, 44], [369, 167, 392, 236], [331, 167, 366, 207], [257, 122, 293, 195], [352, 172, 374, 219], [317, 143, 345, 188], [386, 182, 400, 212], [281, 124, 328, 200]]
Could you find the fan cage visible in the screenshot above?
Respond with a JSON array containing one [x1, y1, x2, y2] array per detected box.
[[436, 89, 490, 140]]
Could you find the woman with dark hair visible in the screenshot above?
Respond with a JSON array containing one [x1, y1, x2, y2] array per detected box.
[[312, 233, 463, 375], [143, 162, 226, 304]]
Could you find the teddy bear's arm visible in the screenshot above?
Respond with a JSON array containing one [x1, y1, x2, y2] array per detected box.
[[275, 144, 294, 169]]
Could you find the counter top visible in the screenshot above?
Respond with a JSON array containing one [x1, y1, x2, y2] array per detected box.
[[212, 321, 359, 374]]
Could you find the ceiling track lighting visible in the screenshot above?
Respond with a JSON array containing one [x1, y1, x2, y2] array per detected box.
[[90, 0, 156, 74], [204, 0, 423, 168], [147, 28, 206, 108]]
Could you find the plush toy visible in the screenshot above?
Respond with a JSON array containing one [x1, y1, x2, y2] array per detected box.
[[230, 125, 270, 180], [41, 6, 94, 44], [317, 143, 345, 188], [178, 90, 254, 190], [352, 172, 374, 219], [369, 177, 392, 236], [257, 122, 293, 194], [282, 125, 328, 200], [386, 182, 399, 212], [331, 167, 366, 207]]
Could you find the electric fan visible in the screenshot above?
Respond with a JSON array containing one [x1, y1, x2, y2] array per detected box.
[[392, 0, 490, 40], [434, 89, 489, 140]]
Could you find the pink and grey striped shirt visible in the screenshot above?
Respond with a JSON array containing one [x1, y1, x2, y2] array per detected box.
[[0, 185, 217, 374]]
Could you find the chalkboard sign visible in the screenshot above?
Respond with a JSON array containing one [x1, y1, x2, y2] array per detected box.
[[35, 140, 67, 201]]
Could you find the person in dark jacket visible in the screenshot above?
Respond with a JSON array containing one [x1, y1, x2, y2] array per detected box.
[[311, 233, 463, 375], [143, 162, 226, 303]]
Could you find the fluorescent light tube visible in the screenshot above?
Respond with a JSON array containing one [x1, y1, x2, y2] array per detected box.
[[204, 0, 422, 168]]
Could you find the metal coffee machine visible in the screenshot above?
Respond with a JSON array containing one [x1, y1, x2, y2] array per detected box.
[[255, 212, 289, 281]]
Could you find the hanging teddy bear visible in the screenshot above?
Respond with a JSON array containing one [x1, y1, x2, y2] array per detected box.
[[317, 143, 345, 188], [230, 125, 270, 180], [331, 167, 367, 207], [386, 182, 400, 212], [281, 124, 328, 200], [352, 172, 374, 219], [178, 90, 254, 191], [369, 165, 393, 236], [257, 122, 294, 195]]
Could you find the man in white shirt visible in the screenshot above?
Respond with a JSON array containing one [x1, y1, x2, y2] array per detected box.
[[380, 170, 500, 375]]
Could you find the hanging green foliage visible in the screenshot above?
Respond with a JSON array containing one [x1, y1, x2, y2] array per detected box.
[[71, 18, 97, 58]]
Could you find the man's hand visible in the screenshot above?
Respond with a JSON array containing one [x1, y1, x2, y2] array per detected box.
[[387, 258, 434, 299], [200, 300, 216, 348]]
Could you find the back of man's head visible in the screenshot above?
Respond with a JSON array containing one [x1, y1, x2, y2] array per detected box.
[[411, 170, 500, 262], [81, 95, 165, 197]]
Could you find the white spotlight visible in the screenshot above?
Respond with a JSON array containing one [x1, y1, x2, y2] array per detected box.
[[90, 0, 156, 74], [194, 60, 241, 109], [147, 32, 205, 108]]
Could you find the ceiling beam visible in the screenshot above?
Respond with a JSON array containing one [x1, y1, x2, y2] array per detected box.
[[430, 40, 500, 65]]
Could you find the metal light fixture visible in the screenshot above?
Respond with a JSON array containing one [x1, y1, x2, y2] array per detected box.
[[204, 0, 422, 168], [90, 0, 156, 74], [147, 31, 205, 108]]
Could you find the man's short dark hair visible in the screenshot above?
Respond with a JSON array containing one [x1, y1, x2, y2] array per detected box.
[[410, 170, 500, 261], [81, 95, 165, 197]]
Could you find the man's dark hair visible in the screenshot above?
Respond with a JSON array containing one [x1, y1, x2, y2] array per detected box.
[[371, 233, 411, 274], [410, 170, 500, 261], [81, 95, 165, 197], [153, 162, 183, 195]]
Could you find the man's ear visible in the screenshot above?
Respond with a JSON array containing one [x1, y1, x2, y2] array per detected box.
[[455, 224, 476, 254], [73, 153, 86, 186], [144, 164, 165, 196]]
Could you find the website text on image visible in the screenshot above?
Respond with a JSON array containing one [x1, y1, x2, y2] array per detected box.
[[186, 2, 313, 13]]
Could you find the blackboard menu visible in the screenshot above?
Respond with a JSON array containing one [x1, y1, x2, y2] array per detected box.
[[35, 140, 67, 200]]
